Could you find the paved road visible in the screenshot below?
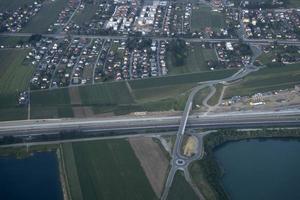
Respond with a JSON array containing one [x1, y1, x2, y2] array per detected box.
[[2, 32, 300, 46], [0, 110, 299, 136], [161, 41, 274, 199]]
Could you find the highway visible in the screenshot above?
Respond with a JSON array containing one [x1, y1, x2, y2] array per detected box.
[[0, 110, 299, 137]]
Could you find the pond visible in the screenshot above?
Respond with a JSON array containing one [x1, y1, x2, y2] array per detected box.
[[215, 139, 300, 200], [0, 152, 63, 200]]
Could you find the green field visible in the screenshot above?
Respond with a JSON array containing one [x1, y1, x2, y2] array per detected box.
[[0, 107, 28, 121], [72, 4, 98, 26], [168, 44, 217, 75], [62, 143, 83, 200], [207, 84, 223, 106], [193, 86, 211, 108], [258, 52, 275, 66], [0, 49, 33, 94], [0, 0, 35, 11], [289, 0, 300, 7], [22, 0, 69, 33], [232, 0, 299, 8], [31, 87, 74, 119], [225, 64, 300, 98], [29, 69, 237, 117], [191, 5, 225, 32], [258, 46, 300, 67], [189, 149, 228, 200], [167, 171, 198, 200], [79, 81, 135, 105], [129, 69, 236, 89], [0, 36, 30, 47], [0, 49, 33, 121], [62, 140, 157, 200]]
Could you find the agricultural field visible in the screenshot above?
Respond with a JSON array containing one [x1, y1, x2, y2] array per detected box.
[[30, 87, 73, 119], [191, 5, 225, 32], [30, 105, 73, 119], [0, 0, 35, 12], [29, 69, 237, 117], [62, 139, 158, 200], [129, 137, 170, 197], [22, 0, 69, 33], [129, 69, 237, 89], [0, 49, 33, 121], [0, 107, 28, 121], [167, 44, 218, 75], [166, 171, 199, 200], [61, 143, 83, 200], [78, 80, 135, 105], [225, 64, 300, 98]]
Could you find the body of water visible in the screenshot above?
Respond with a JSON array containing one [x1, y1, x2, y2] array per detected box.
[[215, 139, 300, 200], [0, 152, 63, 200]]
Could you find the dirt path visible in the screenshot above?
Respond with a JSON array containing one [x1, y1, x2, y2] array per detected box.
[[126, 80, 136, 101], [129, 137, 169, 198]]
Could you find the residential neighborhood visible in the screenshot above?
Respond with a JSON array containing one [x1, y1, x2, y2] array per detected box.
[[1, 0, 300, 200]]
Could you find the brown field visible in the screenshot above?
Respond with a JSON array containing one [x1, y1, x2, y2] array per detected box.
[[71, 106, 94, 118], [69, 87, 81, 105], [129, 137, 169, 198], [183, 136, 198, 157], [69, 87, 94, 117]]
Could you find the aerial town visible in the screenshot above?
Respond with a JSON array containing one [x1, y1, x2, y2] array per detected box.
[[0, 0, 300, 200]]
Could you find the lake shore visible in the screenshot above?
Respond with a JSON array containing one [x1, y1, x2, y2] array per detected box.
[[189, 128, 300, 200]]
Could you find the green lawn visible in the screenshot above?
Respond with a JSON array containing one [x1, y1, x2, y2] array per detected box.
[[225, 64, 300, 98], [258, 52, 275, 65], [0, 49, 33, 94], [0, 36, 30, 47], [258, 47, 300, 67], [22, 0, 69, 33], [191, 5, 225, 32], [63, 140, 157, 200], [168, 44, 217, 75], [193, 86, 211, 108], [0, 49, 33, 121], [167, 171, 199, 200], [207, 84, 223, 106], [0, 0, 35, 12]]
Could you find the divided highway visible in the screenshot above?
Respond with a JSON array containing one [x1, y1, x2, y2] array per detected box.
[[0, 110, 299, 137]]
